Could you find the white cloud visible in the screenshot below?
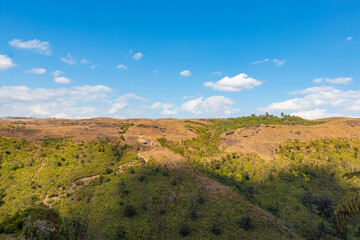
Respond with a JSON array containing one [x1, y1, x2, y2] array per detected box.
[[180, 70, 191, 77], [273, 59, 287, 67], [181, 96, 238, 115], [26, 68, 46, 74], [116, 64, 128, 70], [52, 70, 71, 84], [0, 55, 16, 71], [132, 52, 144, 60], [252, 58, 286, 67], [204, 73, 262, 92], [290, 109, 328, 120], [80, 58, 91, 64], [347, 36, 354, 41], [252, 58, 269, 64], [151, 102, 178, 115], [0, 85, 113, 118], [153, 70, 159, 74], [61, 53, 77, 65], [9, 39, 51, 55], [109, 93, 146, 114], [313, 77, 353, 85], [54, 77, 71, 84], [260, 85, 360, 119], [313, 78, 324, 83]]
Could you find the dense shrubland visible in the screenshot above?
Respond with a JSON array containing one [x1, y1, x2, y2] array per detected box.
[[157, 116, 360, 239], [0, 136, 288, 239], [3, 115, 360, 239]]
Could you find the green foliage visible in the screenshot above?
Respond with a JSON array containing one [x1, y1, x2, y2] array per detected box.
[[123, 204, 136, 217], [178, 223, 190, 236], [119, 123, 134, 134], [238, 214, 252, 230], [0, 137, 290, 239]]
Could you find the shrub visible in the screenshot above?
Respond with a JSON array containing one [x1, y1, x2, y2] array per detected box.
[[129, 167, 135, 174], [179, 223, 190, 236], [138, 175, 146, 182], [211, 223, 221, 235], [123, 204, 136, 217], [238, 214, 252, 230]]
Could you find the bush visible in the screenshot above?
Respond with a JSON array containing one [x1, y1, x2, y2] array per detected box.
[[59, 216, 88, 240], [211, 223, 221, 235], [138, 175, 146, 182], [238, 214, 252, 230], [128, 167, 135, 174], [123, 204, 136, 217], [179, 223, 190, 236]]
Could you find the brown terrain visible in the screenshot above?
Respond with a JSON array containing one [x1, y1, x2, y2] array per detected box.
[[2, 117, 359, 238], [1, 117, 360, 162]]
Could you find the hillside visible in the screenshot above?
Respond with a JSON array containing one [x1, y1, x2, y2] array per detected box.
[[1, 116, 360, 239]]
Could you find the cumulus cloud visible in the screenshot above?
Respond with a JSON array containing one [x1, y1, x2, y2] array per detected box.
[[313, 77, 353, 85], [116, 64, 128, 70], [290, 109, 328, 120], [0, 85, 113, 118], [61, 53, 77, 65], [26, 68, 46, 74], [9, 39, 51, 55], [150, 96, 239, 116], [204, 73, 262, 92], [52, 70, 71, 84], [347, 36, 354, 41], [0, 55, 16, 71], [109, 93, 146, 114], [181, 96, 238, 115], [260, 85, 360, 119], [132, 52, 144, 60], [180, 70, 191, 77], [151, 102, 178, 115]]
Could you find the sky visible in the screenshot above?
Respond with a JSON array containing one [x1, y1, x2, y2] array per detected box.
[[0, 0, 360, 119]]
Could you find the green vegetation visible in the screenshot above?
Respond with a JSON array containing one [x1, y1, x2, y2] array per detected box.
[[3, 115, 360, 239], [119, 123, 134, 133], [157, 116, 360, 239], [0, 136, 290, 239]]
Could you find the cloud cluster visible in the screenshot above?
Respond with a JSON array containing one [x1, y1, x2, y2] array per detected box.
[[26, 68, 46, 74], [0, 55, 16, 71], [151, 96, 239, 116], [0, 85, 113, 118], [204, 73, 262, 92], [109, 94, 146, 114], [52, 70, 71, 84], [260, 85, 360, 119], [9, 39, 51, 55]]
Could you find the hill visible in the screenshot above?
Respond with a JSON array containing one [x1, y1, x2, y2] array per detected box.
[[1, 115, 360, 239]]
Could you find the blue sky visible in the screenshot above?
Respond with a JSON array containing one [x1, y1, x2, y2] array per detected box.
[[0, 0, 359, 119]]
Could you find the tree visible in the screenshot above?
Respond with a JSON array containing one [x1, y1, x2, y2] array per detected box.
[[334, 171, 360, 235]]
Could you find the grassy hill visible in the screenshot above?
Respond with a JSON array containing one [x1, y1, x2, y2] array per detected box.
[[1, 115, 360, 239]]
